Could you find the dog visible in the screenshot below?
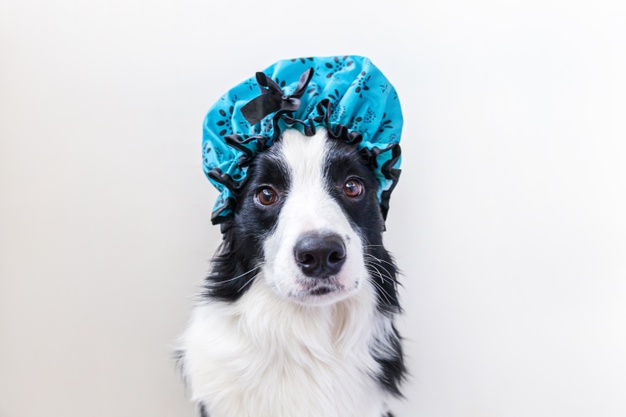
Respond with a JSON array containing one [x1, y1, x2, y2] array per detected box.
[[178, 127, 405, 417]]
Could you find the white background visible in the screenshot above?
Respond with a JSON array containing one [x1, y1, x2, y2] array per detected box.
[[1, 0, 625, 416]]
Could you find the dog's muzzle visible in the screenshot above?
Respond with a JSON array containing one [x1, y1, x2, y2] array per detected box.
[[293, 232, 346, 278]]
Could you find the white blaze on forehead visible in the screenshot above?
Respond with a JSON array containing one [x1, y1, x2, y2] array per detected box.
[[280, 128, 328, 191], [276, 128, 345, 232]]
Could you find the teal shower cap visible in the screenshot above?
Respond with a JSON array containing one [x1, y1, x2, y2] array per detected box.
[[202, 55, 403, 226]]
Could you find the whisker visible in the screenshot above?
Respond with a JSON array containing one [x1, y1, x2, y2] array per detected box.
[[364, 260, 395, 283], [368, 263, 390, 285], [237, 272, 262, 293], [363, 253, 397, 269], [363, 256, 395, 279], [366, 263, 401, 292], [215, 263, 265, 284], [366, 269, 394, 305]]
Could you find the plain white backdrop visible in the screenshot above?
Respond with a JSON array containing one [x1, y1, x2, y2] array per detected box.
[[1, 0, 625, 416]]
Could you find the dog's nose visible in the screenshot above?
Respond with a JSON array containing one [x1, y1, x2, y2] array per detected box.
[[294, 233, 346, 277]]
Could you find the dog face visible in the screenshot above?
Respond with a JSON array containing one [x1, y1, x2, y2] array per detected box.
[[207, 128, 399, 310], [255, 129, 381, 305]]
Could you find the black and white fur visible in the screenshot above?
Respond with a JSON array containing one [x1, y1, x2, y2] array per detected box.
[[179, 128, 405, 417]]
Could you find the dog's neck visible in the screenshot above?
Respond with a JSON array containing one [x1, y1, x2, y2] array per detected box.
[[230, 276, 380, 357], [183, 275, 395, 417]]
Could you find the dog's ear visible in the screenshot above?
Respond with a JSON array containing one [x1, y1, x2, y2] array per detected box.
[[203, 224, 259, 301]]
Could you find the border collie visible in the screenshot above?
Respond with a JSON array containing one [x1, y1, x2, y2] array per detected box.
[[178, 127, 405, 417]]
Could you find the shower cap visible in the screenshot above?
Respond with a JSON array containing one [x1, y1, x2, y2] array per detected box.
[[203, 55, 403, 227]]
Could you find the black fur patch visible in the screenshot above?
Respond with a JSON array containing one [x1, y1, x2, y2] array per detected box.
[[322, 139, 401, 314], [203, 149, 290, 301], [371, 324, 406, 397]]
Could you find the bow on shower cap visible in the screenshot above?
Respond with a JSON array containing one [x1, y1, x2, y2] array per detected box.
[[203, 55, 403, 227]]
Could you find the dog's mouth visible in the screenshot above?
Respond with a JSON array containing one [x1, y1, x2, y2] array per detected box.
[[289, 279, 348, 300], [307, 285, 335, 296]]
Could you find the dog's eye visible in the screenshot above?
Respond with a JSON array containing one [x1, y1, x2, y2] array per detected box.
[[255, 187, 278, 206], [342, 179, 364, 198]]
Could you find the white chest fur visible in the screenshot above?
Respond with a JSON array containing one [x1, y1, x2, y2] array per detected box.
[[180, 278, 393, 417]]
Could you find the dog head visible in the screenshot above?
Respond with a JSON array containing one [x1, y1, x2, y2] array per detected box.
[[206, 128, 399, 311]]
